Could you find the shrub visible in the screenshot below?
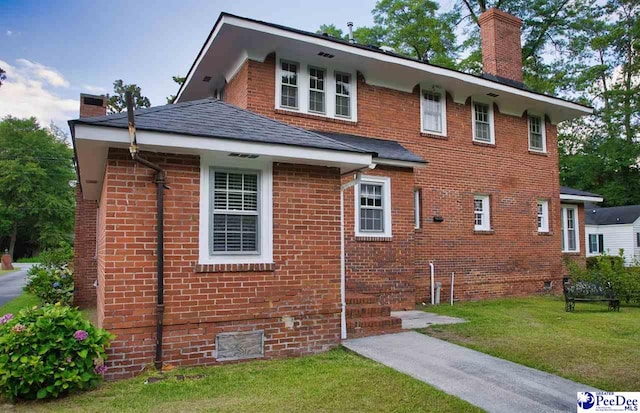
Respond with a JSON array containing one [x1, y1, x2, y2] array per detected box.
[[569, 252, 640, 304], [39, 244, 74, 268], [24, 265, 74, 306], [0, 304, 113, 401]]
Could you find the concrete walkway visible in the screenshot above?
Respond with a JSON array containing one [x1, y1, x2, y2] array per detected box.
[[0, 263, 35, 306], [391, 310, 466, 329], [344, 332, 598, 413]]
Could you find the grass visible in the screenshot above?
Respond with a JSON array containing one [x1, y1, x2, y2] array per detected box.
[[12, 348, 483, 413], [0, 293, 38, 315], [16, 256, 40, 263], [421, 296, 640, 391]]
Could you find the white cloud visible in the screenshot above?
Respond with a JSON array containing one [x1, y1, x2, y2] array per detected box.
[[15, 58, 69, 88], [6, 30, 12, 36], [82, 84, 107, 94], [0, 59, 77, 127]]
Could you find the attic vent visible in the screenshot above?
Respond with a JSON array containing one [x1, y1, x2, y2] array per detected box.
[[486, 92, 499, 97], [317, 52, 335, 58], [229, 153, 259, 159], [202, 76, 212, 82], [82, 96, 104, 107]]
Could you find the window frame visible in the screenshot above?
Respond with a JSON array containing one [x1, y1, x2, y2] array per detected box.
[[474, 194, 491, 231], [199, 156, 273, 265], [308, 65, 326, 115], [528, 113, 547, 153], [414, 188, 421, 230], [355, 175, 392, 238], [279, 59, 299, 110], [537, 199, 549, 233], [561, 204, 580, 253], [637, 232, 640, 248], [275, 55, 358, 121], [420, 87, 447, 137], [334, 71, 352, 119], [588, 233, 604, 254], [471, 99, 495, 144]]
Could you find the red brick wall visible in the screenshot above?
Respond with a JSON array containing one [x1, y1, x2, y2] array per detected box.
[[98, 149, 342, 379], [224, 61, 249, 108], [73, 187, 97, 308], [478, 8, 523, 83], [227, 55, 568, 303]]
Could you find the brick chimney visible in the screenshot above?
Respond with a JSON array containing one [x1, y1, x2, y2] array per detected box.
[[79, 93, 107, 118], [478, 8, 523, 84]]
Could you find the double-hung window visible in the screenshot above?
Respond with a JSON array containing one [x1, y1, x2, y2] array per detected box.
[[356, 176, 392, 238], [472, 101, 494, 144], [588, 234, 604, 254], [280, 61, 298, 109], [211, 170, 259, 254], [474, 195, 491, 231], [561, 205, 579, 252], [309, 67, 325, 114], [528, 115, 546, 152], [537, 200, 549, 232], [421, 90, 446, 135], [335, 72, 351, 118]]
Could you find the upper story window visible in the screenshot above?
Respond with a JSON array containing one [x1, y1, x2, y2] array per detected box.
[[528, 114, 546, 152], [335, 72, 351, 118], [474, 195, 491, 231], [561, 204, 579, 252], [472, 101, 495, 144], [280, 61, 298, 109], [275, 56, 357, 121], [537, 200, 549, 233], [421, 89, 447, 136], [355, 176, 392, 238]]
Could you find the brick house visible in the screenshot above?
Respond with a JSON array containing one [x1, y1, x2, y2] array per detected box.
[[70, 8, 602, 379]]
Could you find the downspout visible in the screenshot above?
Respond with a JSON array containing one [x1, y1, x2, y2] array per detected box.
[[429, 262, 435, 305], [126, 92, 168, 370]]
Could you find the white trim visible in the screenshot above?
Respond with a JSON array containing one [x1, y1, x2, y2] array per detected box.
[[561, 204, 580, 253], [224, 52, 249, 83], [420, 86, 447, 137], [355, 175, 392, 238], [527, 112, 547, 153], [372, 158, 425, 168], [537, 199, 549, 233], [275, 54, 358, 122], [474, 194, 491, 231], [414, 189, 421, 230], [178, 15, 592, 117], [199, 156, 273, 265], [560, 193, 603, 203], [471, 99, 495, 144], [74, 124, 373, 166]]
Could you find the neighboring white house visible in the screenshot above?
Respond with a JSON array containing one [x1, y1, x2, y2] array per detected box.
[[585, 204, 640, 265]]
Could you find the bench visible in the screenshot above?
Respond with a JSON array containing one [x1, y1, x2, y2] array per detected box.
[[562, 277, 620, 312]]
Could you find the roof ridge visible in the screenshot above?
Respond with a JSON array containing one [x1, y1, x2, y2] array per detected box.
[[73, 98, 214, 124]]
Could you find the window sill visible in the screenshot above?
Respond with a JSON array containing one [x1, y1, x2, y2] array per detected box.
[[538, 231, 553, 236], [472, 140, 496, 148], [420, 132, 448, 140], [528, 150, 548, 156], [195, 263, 276, 273], [274, 108, 358, 125], [355, 236, 393, 242], [473, 229, 494, 235], [562, 251, 581, 256]]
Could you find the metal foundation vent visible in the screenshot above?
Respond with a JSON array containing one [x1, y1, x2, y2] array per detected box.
[[215, 330, 265, 361]]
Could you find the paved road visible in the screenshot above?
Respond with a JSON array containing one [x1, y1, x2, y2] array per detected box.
[[344, 331, 599, 413], [0, 263, 36, 306]]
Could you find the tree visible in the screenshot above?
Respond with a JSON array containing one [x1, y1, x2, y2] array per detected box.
[[317, 24, 346, 39], [0, 117, 75, 257], [107, 80, 151, 113], [0, 67, 5, 87], [166, 75, 186, 104]]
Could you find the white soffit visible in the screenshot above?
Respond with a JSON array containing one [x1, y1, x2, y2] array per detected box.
[[176, 15, 592, 124]]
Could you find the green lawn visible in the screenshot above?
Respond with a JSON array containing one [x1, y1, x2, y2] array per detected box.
[[0, 293, 38, 315], [13, 348, 483, 413], [421, 296, 640, 391]]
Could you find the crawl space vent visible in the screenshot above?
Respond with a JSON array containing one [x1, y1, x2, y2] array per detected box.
[[215, 330, 264, 361]]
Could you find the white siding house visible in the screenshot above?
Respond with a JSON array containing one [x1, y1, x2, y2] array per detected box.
[[585, 204, 640, 265]]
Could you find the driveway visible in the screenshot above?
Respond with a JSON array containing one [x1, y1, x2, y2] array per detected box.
[[344, 331, 598, 413], [0, 263, 36, 306]]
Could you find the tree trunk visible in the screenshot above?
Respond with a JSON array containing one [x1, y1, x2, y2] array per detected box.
[[8, 220, 17, 258]]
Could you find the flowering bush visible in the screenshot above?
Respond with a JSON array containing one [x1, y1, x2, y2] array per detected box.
[[24, 264, 74, 305], [0, 304, 113, 401]]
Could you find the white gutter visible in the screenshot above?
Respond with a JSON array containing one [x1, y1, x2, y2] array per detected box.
[[560, 194, 603, 203]]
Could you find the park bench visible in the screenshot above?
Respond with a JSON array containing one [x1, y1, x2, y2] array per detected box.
[[562, 277, 620, 312]]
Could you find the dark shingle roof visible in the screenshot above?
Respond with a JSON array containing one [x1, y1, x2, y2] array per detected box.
[[585, 204, 640, 225], [560, 186, 602, 198], [69, 98, 366, 154], [313, 131, 425, 164]]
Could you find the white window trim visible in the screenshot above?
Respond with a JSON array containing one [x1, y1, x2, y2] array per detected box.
[[414, 189, 421, 229], [474, 194, 491, 231], [278, 59, 299, 110], [420, 86, 447, 137], [355, 175, 392, 238], [334, 71, 352, 119], [199, 155, 273, 265], [537, 199, 549, 233], [528, 112, 547, 153], [471, 99, 495, 144], [308, 65, 326, 115], [275, 54, 358, 122], [561, 204, 580, 253]]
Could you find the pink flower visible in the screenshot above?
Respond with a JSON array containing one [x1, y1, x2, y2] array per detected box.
[[73, 330, 88, 341], [0, 314, 13, 324], [11, 324, 25, 333]]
